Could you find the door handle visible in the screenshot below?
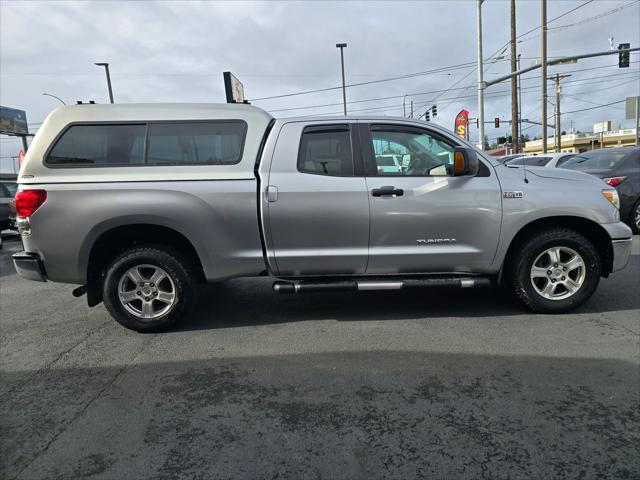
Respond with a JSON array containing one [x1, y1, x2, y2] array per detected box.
[[371, 186, 404, 197], [266, 185, 279, 203]]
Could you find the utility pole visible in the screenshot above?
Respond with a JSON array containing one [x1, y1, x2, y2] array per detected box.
[[550, 73, 571, 152], [336, 43, 348, 115], [510, 0, 519, 153], [517, 54, 523, 144], [94, 62, 114, 104], [403, 95, 407, 117], [636, 96, 640, 147], [476, 0, 485, 150], [410, 100, 414, 118], [541, 0, 548, 153]]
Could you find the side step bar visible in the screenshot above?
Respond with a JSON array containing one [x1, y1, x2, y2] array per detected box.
[[273, 277, 492, 294]]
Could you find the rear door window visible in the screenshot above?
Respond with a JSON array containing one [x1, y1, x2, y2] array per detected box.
[[297, 125, 354, 176], [46, 124, 146, 166]]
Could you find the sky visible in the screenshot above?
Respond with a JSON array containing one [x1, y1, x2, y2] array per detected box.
[[1, 0, 639, 172]]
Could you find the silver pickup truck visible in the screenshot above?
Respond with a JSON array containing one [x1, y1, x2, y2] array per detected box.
[[13, 103, 632, 331]]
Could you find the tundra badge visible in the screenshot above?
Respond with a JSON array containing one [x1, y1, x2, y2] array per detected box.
[[503, 191, 523, 199]]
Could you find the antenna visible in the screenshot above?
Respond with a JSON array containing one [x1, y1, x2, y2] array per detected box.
[[522, 148, 529, 184]]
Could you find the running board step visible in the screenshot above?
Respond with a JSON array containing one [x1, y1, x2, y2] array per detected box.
[[273, 277, 492, 294]]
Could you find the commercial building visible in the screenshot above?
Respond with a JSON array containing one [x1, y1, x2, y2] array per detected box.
[[523, 128, 638, 154]]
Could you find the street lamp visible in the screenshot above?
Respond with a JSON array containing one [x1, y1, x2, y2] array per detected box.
[[94, 62, 114, 104], [336, 43, 347, 115], [42, 92, 66, 105]]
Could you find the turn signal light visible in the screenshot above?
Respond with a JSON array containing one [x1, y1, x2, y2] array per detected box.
[[603, 176, 626, 187], [454, 151, 465, 175], [15, 189, 47, 217], [601, 189, 620, 209]]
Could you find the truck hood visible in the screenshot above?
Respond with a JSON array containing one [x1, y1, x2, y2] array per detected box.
[[516, 166, 606, 185]]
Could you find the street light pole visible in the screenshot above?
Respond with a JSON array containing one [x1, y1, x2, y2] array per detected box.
[[541, 0, 548, 153], [336, 44, 347, 115], [476, 0, 485, 150], [42, 92, 66, 105], [94, 62, 114, 104]]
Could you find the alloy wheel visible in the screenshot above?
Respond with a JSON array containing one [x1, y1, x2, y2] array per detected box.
[[530, 246, 586, 300], [117, 264, 177, 319]]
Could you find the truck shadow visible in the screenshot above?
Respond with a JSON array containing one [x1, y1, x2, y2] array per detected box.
[[3, 351, 638, 479], [178, 256, 639, 332]]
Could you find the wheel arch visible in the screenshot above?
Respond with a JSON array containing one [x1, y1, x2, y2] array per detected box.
[[85, 223, 205, 307], [501, 216, 613, 281]]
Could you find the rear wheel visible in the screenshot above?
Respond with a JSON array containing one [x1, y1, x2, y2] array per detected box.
[[103, 246, 197, 332], [507, 228, 601, 313]]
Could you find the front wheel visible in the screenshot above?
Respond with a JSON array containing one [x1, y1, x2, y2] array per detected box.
[[631, 198, 640, 234], [507, 228, 601, 313], [103, 246, 197, 332]]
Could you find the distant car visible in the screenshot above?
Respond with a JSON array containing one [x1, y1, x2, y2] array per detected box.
[[561, 147, 640, 233], [498, 154, 525, 164], [0, 176, 18, 230], [504, 153, 575, 168]]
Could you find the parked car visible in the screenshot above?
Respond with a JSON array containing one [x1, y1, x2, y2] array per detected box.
[[504, 153, 575, 168], [560, 147, 640, 233], [0, 174, 18, 230], [12, 104, 632, 331], [498, 154, 525, 164]]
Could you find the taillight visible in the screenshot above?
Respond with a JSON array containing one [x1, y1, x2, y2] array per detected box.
[[603, 176, 626, 187], [15, 190, 47, 217]]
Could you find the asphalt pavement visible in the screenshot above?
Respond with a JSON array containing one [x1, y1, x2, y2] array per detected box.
[[1, 234, 639, 480]]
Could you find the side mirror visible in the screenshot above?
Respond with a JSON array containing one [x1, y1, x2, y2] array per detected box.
[[453, 147, 480, 176]]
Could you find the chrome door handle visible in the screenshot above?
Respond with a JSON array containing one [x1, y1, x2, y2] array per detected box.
[[371, 186, 404, 197]]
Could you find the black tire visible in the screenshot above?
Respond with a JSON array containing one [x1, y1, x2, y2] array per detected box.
[[507, 228, 601, 314], [630, 198, 640, 235], [103, 245, 198, 332]]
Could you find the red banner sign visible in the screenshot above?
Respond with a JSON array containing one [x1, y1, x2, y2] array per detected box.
[[454, 109, 469, 139]]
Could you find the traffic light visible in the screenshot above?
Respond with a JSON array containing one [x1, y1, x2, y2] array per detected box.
[[494, 117, 500, 128], [431, 105, 437, 117], [618, 43, 630, 68], [425, 110, 430, 121]]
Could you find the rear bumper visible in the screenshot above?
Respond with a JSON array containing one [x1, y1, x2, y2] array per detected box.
[[611, 238, 632, 273], [12, 251, 47, 282]]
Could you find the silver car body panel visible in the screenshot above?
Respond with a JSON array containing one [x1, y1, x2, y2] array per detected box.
[[16, 104, 632, 286], [20, 180, 265, 284]]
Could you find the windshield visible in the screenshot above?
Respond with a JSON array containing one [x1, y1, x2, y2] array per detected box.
[[506, 156, 551, 167], [560, 150, 629, 171]]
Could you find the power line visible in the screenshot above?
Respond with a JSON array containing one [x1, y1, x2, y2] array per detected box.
[[272, 69, 638, 116], [249, 61, 480, 102], [293, 72, 637, 118], [251, 1, 599, 104], [269, 62, 638, 114]]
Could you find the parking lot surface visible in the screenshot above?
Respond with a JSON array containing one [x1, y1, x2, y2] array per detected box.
[[1, 234, 639, 479]]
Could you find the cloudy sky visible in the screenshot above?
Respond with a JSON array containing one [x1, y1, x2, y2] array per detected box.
[[1, 0, 639, 172]]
